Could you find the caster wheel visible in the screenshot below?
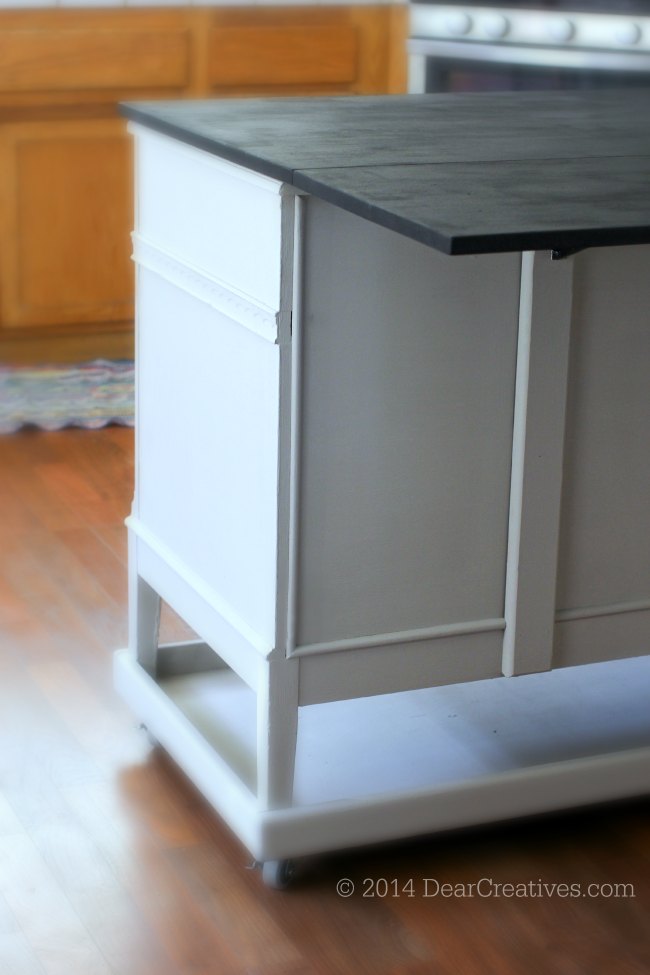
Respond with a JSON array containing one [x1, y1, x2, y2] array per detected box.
[[262, 859, 295, 890], [139, 723, 157, 747]]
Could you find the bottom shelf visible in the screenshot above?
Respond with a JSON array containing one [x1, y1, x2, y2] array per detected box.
[[114, 650, 650, 862]]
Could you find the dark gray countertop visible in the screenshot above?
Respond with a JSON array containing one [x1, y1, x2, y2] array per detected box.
[[122, 91, 650, 255]]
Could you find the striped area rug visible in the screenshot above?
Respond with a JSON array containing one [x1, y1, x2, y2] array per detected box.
[[0, 360, 135, 434]]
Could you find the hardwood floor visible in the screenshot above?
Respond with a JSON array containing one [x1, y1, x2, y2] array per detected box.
[[0, 426, 648, 975]]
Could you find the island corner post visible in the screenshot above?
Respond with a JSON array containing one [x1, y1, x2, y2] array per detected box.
[[113, 93, 650, 886]]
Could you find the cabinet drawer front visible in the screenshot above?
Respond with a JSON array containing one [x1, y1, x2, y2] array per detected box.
[[0, 29, 189, 93], [135, 129, 284, 313], [209, 25, 358, 87]]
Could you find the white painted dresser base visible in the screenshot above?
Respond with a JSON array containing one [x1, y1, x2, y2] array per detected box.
[[117, 127, 650, 865]]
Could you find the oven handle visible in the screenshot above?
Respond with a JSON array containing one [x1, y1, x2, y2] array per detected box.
[[408, 37, 650, 73]]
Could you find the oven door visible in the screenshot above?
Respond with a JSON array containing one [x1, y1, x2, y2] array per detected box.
[[408, 38, 650, 92]]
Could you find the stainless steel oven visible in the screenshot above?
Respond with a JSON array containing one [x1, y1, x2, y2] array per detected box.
[[408, 2, 650, 92]]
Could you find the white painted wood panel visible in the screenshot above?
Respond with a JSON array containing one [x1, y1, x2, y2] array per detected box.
[[555, 245, 650, 666], [554, 606, 650, 669], [294, 198, 520, 650], [134, 126, 283, 312], [298, 626, 504, 705], [136, 267, 281, 652], [130, 523, 265, 689]]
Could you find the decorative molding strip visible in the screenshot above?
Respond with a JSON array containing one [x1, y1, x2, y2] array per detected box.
[[127, 515, 273, 658], [291, 617, 506, 659], [132, 234, 279, 343], [556, 599, 650, 623]]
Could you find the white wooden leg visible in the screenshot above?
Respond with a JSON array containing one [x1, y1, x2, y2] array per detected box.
[[253, 191, 300, 813], [128, 530, 162, 676], [256, 655, 299, 810]]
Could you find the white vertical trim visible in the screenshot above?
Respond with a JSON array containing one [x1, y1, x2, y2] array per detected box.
[[503, 251, 574, 677], [132, 133, 142, 523], [256, 188, 301, 811], [407, 52, 427, 94], [272, 187, 296, 657], [503, 253, 533, 675], [286, 195, 306, 657]]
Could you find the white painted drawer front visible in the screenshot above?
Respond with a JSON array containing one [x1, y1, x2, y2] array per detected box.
[[134, 126, 284, 313], [135, 267, 281, 653]]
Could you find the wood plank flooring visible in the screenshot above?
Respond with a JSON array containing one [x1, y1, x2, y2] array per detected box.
[[0, 426, 648, 975]]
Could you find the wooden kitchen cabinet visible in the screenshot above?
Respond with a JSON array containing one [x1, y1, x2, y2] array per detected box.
[[0, 5, 407, 363], [0, 118, 133, 332], [207, 6, 407, 95]]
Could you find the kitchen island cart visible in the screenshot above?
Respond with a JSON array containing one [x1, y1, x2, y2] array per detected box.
[[115, 92, 650, 885]]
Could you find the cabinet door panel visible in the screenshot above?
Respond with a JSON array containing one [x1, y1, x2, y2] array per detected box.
[[0, 28, 189, 93], [209, 25, 358, 87], [0, 118, 133, 329], [206, 6, 403, 96]]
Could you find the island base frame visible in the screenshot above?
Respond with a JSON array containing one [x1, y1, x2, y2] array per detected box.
[[114, 645, 650, 867]]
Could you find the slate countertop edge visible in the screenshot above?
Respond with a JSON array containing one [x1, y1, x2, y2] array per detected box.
[[292, 168, 650, 255], [120, 97, 650, 257]]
